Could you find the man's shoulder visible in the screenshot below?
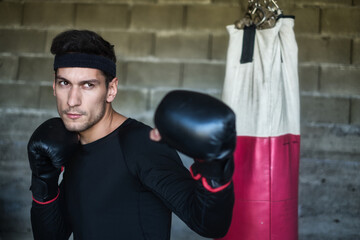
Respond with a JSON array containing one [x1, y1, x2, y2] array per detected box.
[[119, 118, 151, 138], [118, 118, 175, 155], [117, 118, 156, 149]]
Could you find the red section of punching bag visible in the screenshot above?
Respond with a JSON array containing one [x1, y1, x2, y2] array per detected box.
[[218, 134, 300, 240]]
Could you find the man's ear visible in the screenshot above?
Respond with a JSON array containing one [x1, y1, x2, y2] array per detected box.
[[53, 79, 56, 96], [106, 77, 118, 103], [53, 72, 57, 96]]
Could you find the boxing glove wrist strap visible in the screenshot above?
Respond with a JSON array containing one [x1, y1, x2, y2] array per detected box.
[[32, 189, 60, 205], [30, 173, 60, 204], [190, 166, 232, 193]]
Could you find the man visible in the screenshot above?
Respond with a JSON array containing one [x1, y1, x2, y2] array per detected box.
[[28, 30, 236, 240]]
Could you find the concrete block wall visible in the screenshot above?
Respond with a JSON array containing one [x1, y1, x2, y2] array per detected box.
[[0, 0, 359, 239]]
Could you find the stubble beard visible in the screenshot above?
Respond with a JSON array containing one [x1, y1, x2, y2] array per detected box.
[[59, 101, 107, 133]]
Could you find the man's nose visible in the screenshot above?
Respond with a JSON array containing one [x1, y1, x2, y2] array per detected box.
[[67, 87, 81, 107]]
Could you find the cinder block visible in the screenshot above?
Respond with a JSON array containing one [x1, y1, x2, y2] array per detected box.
[[0, 165, 32, 233], [297, 36, 351, 64], [0, 56, 18, 81], [126, 61, 180, 87], [300, 95, 350, 124], [155, 33, 209, 59], [0, 111, 55, 236], [132, 0, 156, 2], [0, 83, 40, 108], [0, 110, 56, 138], [212, 0, 243, 4], [321, 7, 360, 35], [159, 0, 207, 3], [130, 5, 183, 30], [351, 98, 360, 125], [61, 0, 153, 1], [182, 63, 225, 90], [0, 29, 46, 53], [301, 123, 360, 156], [298, 65, 319, 92], [299, 158, 360, 216], [0, 138, 28, 163], [296, 0, 352, 4], [272, 1, 295, 11], [292, 7, 320, 34], [39, 85, 56, 110], [75, 4, 128, 29], [299, 215, 360, 240], [112, 87, 148, 117], [353, 38, 360, 65], [149, 88, 174, 110], [212, 33, 229, 60], [116, 61, 125, 85], [23, 2, 75, 27], [44, 30, 66, 54], [18, 57, 54, 82], [0, 2, 22, 26], [186, 5, 241, 31], [320, 66, 360, 95], [99, 31, 153, 57]]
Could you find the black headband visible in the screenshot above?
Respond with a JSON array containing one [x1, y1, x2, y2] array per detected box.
[[54, 53, 116, 77]]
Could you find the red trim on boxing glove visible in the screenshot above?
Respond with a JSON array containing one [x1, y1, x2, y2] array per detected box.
[[190, 166, 231, 193], [32, 189, 60, 205], [189, 165, 201, 180], [201, 178, 231, 193]]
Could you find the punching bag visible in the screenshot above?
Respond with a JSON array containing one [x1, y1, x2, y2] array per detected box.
[[219, 17, 300, 240]]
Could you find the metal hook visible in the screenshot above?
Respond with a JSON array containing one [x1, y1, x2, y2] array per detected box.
[[235, 0, 280, 29], [247, 1, 267, 27], [252, 6, 267, 27], [267, 0, 282, 16]]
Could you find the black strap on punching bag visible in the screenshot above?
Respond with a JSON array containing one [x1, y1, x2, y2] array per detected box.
[[240, 24, 256, 64]]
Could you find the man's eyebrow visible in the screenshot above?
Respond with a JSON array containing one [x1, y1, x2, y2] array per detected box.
[[55, 76, 68, 81], [78, 79, 100, 85], [55, 76, 100, 84]]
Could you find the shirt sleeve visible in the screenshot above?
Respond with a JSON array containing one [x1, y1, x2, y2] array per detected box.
[[120, 120, 234, 238], [30, 182, 72, 240]]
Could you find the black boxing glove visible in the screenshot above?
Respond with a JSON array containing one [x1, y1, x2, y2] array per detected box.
[[154, 90, 236, 192], [28, 118, 79, 204]]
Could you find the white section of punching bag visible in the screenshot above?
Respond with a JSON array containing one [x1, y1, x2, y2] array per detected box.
[[222, 18, 300, 137]]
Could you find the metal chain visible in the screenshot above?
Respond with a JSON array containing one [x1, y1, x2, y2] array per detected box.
[[235, 0, 282, 30]]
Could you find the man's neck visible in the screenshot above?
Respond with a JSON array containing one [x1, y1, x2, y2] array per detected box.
[[79, 108, 127, 145]]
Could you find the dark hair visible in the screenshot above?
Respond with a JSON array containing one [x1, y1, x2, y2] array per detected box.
[[51, 30, 116, 85]]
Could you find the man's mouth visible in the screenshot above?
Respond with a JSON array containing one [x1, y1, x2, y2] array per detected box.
[[66, 113, 83, 120]]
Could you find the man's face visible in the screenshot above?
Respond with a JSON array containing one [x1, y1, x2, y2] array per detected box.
[[53, 67, 112, 133]]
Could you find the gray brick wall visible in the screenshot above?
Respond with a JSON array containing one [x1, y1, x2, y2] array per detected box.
[[155, 33, 210, 59], [0, 0, 359, 239], [301, 94, 351, 124], [75, 4, 129, 29], [297, 36, 352, 64], [0, 2, 22, 27], [130, 5, 184, 30], [23, 2, 75, 27], [17, 57, 53, 82], [0, 29, 47, 53]]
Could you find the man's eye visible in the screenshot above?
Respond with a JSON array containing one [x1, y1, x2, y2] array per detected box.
[[84, 83, 94, 88], [59, 81, 69, 86]]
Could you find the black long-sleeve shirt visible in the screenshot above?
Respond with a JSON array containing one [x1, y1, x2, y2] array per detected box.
[[31, 118, 234, 240]]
